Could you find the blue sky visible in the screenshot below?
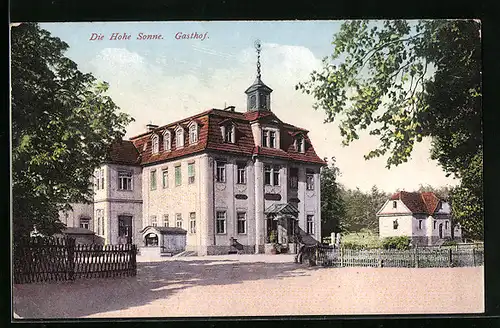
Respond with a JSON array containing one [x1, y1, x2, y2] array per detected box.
[[37, 21, 456, 193]]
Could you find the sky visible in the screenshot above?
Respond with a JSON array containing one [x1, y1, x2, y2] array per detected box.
[[38, 21, 458, 193]]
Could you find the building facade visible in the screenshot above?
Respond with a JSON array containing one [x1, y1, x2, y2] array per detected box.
[[59, 48, 326, 255], [377, 191, 462, 246]]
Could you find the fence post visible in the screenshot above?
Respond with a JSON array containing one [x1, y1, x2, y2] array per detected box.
[[378, 249, 382, 268], [131, 244, 137, 276], [449, 248, 453, 267], [472, 248, 476, 267], [67, 238, 75, 281], [415, 247, 419, 268], [340, 247, 344, 267]]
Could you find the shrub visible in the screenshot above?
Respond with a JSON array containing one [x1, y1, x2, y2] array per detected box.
[[341, 241, 365, 250], [442, 240, 458, 246], [382, 236, 411, 250]]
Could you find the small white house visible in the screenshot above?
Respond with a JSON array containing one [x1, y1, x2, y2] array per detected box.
[[377, 191, 462, 246]]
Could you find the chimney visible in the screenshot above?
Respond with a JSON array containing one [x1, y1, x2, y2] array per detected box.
[[224, 106, 236, 112], [146, 123, 159, 132]]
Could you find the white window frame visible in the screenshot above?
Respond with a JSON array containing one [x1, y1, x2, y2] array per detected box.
[[269, 131, 276, 148], [175, 165, 182, 186], [188, 122, 198, 144], [262, 130, 269, 147], [236, 162, 246, 184], [163, 214, 169, 227], [176, 213, 182, 228], [306, 215, 314, 235], [152, 134, 159, 154], [163, 130, 171, 151], [151, 215, 157, 227], [237, 212, 246, 234], [295, 136, 305, 153], [118, 170, 133, 191], [306, 170, 314, 190], [95, 170, 100, 190], [262, 128, 280, 149], [188, 162, 195, 184], [189, 212, 196, 233], [79, 217, 90, 229], [175, 126, 184, 148], [150, 170, 157, 190], [224, 124, 235, 143], [216, 160, 226, 183], [418, 220, 423, 230], [264, 165, 280, 186], [100, 168, 105, 190], [162, 168, 168, 188], [216, 211, 226, 234]]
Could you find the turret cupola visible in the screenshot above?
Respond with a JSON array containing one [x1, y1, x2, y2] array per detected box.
[[245, 39, 273, 112]]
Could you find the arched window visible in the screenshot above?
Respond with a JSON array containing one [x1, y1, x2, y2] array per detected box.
[[176, 127, 184, 148], [151, 134, 159, 154], [189, 123, 198, 144], [163, 130, 171, 151]]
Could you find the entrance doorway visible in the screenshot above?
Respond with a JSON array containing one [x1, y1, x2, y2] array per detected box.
[[118, 215, 133, 244]]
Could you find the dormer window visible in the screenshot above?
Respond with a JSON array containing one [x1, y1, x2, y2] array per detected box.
[[163, 130, 171, 151], [220, 123, 236, 143], [151, 134, 159, 154], [262, 128, 279, 149], [175, 126, 184, 148], [295, 136, 305, 153], [188, 122, 198, 144]]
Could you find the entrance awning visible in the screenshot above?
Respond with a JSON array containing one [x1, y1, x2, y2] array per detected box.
[[264, 203, 299, 218]]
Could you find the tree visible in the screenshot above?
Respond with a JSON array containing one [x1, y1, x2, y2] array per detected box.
[[11, 23, 133, 241], [417, 184, 451, 200], [296, 20, 482, 239], [320, 157, 345, 236]]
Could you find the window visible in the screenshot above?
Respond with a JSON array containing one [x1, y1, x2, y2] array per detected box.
[[306, 169, 314, 190], [100, 169, 105, 189], [393, 220, 399, 230], [249, 94, 256, 109], [162, 169, 168, 188], [269, 131, 276, 148], [189, 212, 196, 233], [237, 212, 246, 234], [419, 220, 423, 230], [189, 124, 198, 144], [150, 170, 157, 190], [95, 209, 104, 235], [262, 130, 269, 147], [224, 125, 235, 143], [237, 162, 246, 184], [259, 93, 268, 109], [163, 214, 169, 227], [216, 211, 226, 234], [150, 215, 157, 227], [176, 128, 184, 148], [445, 221, 449, 229], [118, 170, 133, 190], [152, 135, 159, 154], [392, 201, 397, 208], [188, 163, 195, 184], [433, 220, 437, 229], [176, 213, 182, 228], [289, 167, 298, 189], [296, 137, 304, 153], [264, 165, 280, 186], [175, 165, 181, 186], [79, 218, 90, 229], [95, 170, 100, 190], [118, 216, 131, 238], [163, 131, 171, 151], [216, 160, 226, 182], [306, 215, 314, 235]]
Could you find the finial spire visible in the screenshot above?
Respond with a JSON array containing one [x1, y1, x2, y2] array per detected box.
[[254, 39, 262, 80]]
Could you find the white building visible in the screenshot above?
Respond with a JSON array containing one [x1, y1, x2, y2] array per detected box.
[[377, 191, 462, 246], [60, 49, 326, 255]]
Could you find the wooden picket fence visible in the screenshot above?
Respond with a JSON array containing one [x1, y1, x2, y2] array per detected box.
[[305, 244, 484, 268], [13, 237, 137, 284]]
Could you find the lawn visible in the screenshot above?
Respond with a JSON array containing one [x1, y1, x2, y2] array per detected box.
[[341, 231, 382, 249]]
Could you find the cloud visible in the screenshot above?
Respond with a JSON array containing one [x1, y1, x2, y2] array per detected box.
[[88, 44, 457, 192]]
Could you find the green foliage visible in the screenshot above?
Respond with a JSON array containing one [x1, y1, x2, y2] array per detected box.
[[320, 157, 346, 235], [341, 231, 382, 249], [11, 23, 134, 241], [297, 19, 482, 240], [340, 185, 389, 232], [442, 240, 458, 246], [382, 236, 411, 250]]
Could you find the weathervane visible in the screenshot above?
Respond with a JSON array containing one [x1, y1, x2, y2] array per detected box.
[[254, 39, 262, 80]]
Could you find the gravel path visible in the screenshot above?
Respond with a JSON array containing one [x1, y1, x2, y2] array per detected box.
[[13, 255, 484, 318]]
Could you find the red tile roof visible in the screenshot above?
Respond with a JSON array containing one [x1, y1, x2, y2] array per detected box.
[[389, 191, 442, 215], [106, 140, 141, 165], [123, 109, 326, 166]]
